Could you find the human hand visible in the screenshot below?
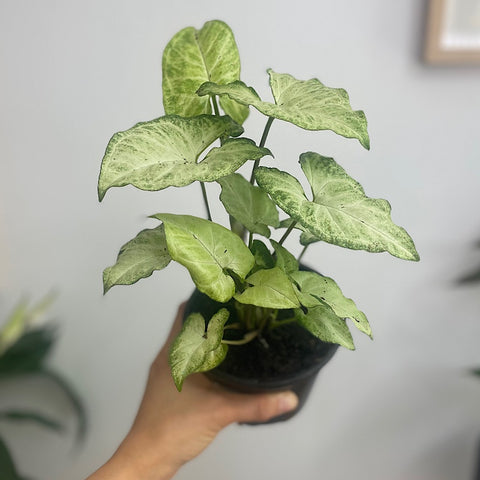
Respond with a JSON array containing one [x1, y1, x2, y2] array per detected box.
[[87, 302, 298, 480]]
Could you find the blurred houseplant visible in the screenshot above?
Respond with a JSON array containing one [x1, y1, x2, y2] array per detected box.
[[98, 20, 419, 404], [0, 296, 86, 479]]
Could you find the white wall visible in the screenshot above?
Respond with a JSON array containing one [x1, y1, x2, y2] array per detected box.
[[1, 1, 480, 479]]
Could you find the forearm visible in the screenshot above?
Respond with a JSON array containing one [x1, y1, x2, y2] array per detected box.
[[86, 432, 179, 480]]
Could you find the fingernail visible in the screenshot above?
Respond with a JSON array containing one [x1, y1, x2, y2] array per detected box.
[[278, 392, 299, 414]]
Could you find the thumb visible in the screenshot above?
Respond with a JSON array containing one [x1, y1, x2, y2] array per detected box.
[[222, 391, 299, 425]]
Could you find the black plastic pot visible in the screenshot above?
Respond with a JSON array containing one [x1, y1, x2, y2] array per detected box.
[[184, 285, 338, 424]]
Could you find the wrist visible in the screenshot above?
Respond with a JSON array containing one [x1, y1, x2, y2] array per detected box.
[[88, 432, 179, 480]]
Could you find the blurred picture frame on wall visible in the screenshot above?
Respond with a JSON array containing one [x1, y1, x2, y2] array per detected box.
[[425, 0, 480, 64]]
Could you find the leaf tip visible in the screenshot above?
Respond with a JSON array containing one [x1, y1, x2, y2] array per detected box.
[[196, 82, 211, 97], [102, 272, 112, 295], [173, 375, 183, 392], [98, 185, 106, 202], [362, 136, 371, 150]]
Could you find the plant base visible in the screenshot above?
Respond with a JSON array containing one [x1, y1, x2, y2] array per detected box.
[[184, 289, 338, 424]]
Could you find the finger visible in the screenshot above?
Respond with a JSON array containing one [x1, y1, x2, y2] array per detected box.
[[220, 391, 299, 425]]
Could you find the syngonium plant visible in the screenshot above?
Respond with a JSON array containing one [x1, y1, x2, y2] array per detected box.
[[98, 20, 419, 391]]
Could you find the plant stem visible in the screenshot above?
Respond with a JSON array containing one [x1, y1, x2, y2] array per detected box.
[[200, 182, 212, 221], [248, 231, 253, 249], [224, 322, 242, 330], [278, 220, 297, 246], [222, 329, 260, 345], [269, 317, 297, 330], [297, 245, 308, 263], [211, 95, 221, 116], [250, 116, 274, 184]]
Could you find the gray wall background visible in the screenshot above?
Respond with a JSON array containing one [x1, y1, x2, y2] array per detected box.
[[1, 1, 480, 479]]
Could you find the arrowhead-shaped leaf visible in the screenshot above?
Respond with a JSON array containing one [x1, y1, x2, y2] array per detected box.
[[198, 69, 370, 149], [162, 20, 249, 124], [295, 305, 355, 350], [291, 270, 371, 337], [218, 173, 279, 237], [152, 214, 254, 302], [198, 139, 271, 182], [255, 153, 420, 261], [235, 267, 300, 309], [98, 115, 243, 201], [103, 225, 171, 294], [169, 309, 229, 391]]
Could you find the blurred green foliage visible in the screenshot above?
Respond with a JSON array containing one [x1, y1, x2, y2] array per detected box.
[[0, 296, 86, 480]]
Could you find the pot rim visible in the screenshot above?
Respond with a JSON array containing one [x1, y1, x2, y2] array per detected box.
[[206, 341, 338, 391]]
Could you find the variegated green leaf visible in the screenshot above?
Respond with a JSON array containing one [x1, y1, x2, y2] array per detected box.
[[98, 115, 243, 201], [290, 270, 371, 337], [218, 173, 278, 237], [103, 226, 171, 294], [235, 267, 300, 309], [152, 214, 254, 302], [197, 69, 370, 149], [195, 344, 228, 373], [270, 240, 299, 274], [255, 154, 420, 261], [162, 20, 249, 124], [191, 138, 270, 182], [169, 309, 229, 391], [295, 305, 355, 350]]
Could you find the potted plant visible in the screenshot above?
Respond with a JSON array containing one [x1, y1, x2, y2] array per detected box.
[[98, 20, 419, 418]]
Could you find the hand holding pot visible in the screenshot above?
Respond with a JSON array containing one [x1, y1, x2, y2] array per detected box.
[[86, 302, 298, 480]]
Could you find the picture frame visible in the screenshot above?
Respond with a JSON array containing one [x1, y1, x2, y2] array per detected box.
[[424, 0, 480, 64]]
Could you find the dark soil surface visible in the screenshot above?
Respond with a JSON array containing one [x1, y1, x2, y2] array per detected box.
[[217, 321, 333, 380], [184, 289, 336, 383]]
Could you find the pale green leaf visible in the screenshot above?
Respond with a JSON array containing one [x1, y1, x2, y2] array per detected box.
[[197, 139, 271, 182], [169, 309, 229, 390], [235, 267, 300, 309], [98, 115, 243, 201], [197, 80, 261, 107], [197, 69, 370, 149], [295, 305, 355, 350], [195, 343, 228, 373], [218, 173, 278, 237], [299, 153, 419, 261], [162, 20, 249, 124], [255, 154, 420, 261], [152, 214, 254, 302], [103, 225, 171, 294], [270, 240, 299, 274], [290, 270, 371, 337]]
